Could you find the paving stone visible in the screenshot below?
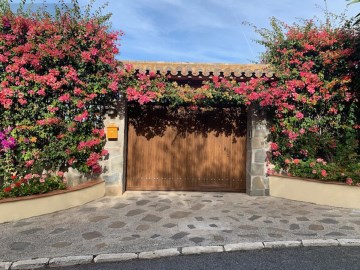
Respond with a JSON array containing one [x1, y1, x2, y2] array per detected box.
[[95, 243, 107, 249], [50, 228, 68, 235], [195, 217, 204, 221], [222, 230, 233, 233], [139, 248, 179, 259], [94, 253, 138, 263], [296, 217, 310, 221], [325, 232, 347, 236], [337, 239, 360, 246], [309, 224, 324, 231], [268, 233, 283, 238], [202, 200, 212, 203], [79, 207, 97, 212], [182, 246, 223, 255], [293, 233, 317, 237], [228, 216, 240, 222], [11, 258, 49, 269], [159, 199, 171, 203], [89, 216, 109, 222], [239, 225, 258, 230], [125, 209, 147, 216], [191, 203, 205, 210], [350, 220, 360, 225], [302, 239, 339, 247], [163, 223, 177, 228], [141, 214, 162, 223], [13, 221, 32, 227], [136, 224, 150, 231], [248, 215, 261, 221], [264, 241, 301, 249], [49, 256, 93, 268], [121, 236, 136, 241], [136, 200, 150, 206], [263, 220, 273, 224], [238, 234, 260, 238], [10, 242, 30, 251], [156, 206, 171, 212], [209, 224, 218, 228], [51, 242, 72, 248], [222, 210, 230, 213], [214, 235, 224, 241], [82, 231, 103, 240], [112, 203, 129, 209], [171, 232, 190, 240], [20, 228, 44, 235], [319, 218, 339, 224], [151, 234, 160, 239], [108, 221, 126, 229], [339, 226, 355, 230], [170, 211, 191, 219], [210, 217, 220, 221], [189, 237, 205, 244], [224, 242, 264, 251], [187, 225, 195, 229], [289, 224, 300, 230]]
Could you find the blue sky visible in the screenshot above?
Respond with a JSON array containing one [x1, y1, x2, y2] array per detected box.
[[11, 0, 359, 63]]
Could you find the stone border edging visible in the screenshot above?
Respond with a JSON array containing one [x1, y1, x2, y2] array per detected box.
[[1, 239, 360, 269], [0, 181, 105, 224]]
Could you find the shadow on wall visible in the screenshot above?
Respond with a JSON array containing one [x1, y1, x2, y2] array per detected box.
[[127, 104, 247, 141]]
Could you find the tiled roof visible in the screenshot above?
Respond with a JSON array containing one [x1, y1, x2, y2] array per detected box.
[[121, 60, 274, 78]]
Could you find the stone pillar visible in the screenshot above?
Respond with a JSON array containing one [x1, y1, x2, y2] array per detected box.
[[246, 106, 270, 196], [101, 98, 127, 196]]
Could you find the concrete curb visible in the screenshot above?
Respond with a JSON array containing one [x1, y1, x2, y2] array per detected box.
[[1, 238, 359, 269]]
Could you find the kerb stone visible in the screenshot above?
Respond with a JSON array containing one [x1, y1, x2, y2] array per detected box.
[[94, 253, 138, 263], [224, 242, 264, 252], [263, 241, 302, 249], [337, 239, 360, 246], [139, 248, 180, 259], [11, 258, 49, 269], [49, 256, 93, 267], [0, 262, 11, 270], [302, 239, 339, 247], [182, 246, 223, 255]]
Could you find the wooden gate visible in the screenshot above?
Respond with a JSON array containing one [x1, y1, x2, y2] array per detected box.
[[126, 105, 247, 192]]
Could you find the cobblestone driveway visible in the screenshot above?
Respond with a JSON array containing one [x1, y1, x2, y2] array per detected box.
[[1, 191, 360, 261]]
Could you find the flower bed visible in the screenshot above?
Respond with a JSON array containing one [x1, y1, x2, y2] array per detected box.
[[269, 175, 360, 209], [0, 180, 104, 223]]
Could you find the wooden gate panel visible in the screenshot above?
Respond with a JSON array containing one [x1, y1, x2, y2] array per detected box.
[[126, 106, 247, 192]]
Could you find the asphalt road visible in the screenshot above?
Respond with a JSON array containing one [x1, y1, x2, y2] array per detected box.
[[52, 246, 360, 270]]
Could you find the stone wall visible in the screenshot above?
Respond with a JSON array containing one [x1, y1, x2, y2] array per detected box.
[[100, 99, 127, 196], [246, 106, 270, 196]]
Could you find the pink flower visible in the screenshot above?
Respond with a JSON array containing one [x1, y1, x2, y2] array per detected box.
[[58, 93, 71, 103], [346, 178, 353, 185], [295, 111, 304, 120], [285, 159, 291, 164], [293, 159, 300, 164], [309, 162, 315, 167], [25, 160, 34, 167], [312, 170, 317, 174], [321, 170, 327, 177], [270, 142, 279, 151]]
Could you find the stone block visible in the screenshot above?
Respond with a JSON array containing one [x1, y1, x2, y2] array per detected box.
[[250, 164, 265, 176], [49, 256, 93, 268], [252, 177, 265, 190], [0, 262, 11, 270], [105, 185, 124, 196], [254, 150, 267, 163], [110, 157, 123, 173], [11, 258, 49, 269], [139, 248, 180, 259], [263, 241, 301, 249], [337, 239, 360, 246], [182, 246, 223, 255], [251, 138, 266, 149], [302, 239, 339, 247], [94, 253, 138, 263], [103, 173, 120, 185], [224, 242, 264, 252]]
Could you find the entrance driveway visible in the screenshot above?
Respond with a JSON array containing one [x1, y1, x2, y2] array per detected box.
[[1, 191, 360, 261]]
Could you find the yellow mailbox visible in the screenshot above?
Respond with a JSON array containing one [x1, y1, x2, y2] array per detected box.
[[106, 123, 118, 139]]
